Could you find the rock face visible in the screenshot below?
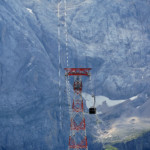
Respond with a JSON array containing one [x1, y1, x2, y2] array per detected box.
[[0, 0, 69, 149], [114, 131, 150, 150], [0, 0, 150, 149]]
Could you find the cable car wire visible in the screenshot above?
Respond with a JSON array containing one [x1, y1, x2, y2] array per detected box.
[[57, 1, 62, 129]]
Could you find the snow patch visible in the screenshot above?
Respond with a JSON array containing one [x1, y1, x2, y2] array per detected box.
[[26, 8, 33, 14], [27, 56, 35, 67], [136, 106, 140, 109], [130, 95, 138, 101], [82, 93, 125, 108]]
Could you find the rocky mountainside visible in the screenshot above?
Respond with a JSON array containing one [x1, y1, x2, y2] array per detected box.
[[113, 131, 150, 150], [0, 0, 150, 149]]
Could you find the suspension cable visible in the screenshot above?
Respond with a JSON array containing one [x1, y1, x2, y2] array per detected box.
[[57, 1, 62, 129], [64, 0, 72, 116], [64, 0, 69, 67], [92, 71, 105, 148]]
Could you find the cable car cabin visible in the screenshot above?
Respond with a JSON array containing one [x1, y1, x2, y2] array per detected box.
[[89, 107, 96, 114], [73, 81, 82, 91]]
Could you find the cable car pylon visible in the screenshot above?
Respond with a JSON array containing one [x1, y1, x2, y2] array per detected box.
[[65, 68, 91, 150]]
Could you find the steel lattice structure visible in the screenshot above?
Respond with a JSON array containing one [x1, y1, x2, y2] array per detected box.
[[65, 68, 91, 150]]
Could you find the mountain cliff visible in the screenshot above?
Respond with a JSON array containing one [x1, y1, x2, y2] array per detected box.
[[0, 0, 150, 149]]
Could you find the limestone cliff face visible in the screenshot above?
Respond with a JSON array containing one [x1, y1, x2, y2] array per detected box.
[[0, 0, 150, 149]]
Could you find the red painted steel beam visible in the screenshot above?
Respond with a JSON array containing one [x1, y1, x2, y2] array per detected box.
[[64, 68, 91, 76]]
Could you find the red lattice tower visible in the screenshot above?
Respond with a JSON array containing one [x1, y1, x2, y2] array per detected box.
[[65, 68, 91, 150]]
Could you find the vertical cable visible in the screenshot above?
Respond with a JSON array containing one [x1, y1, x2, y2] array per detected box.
[[57, 1, 62, 129], [89, 70, 104, 148], [64, 0, 69, 67], [92, 72, 104, 148]]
